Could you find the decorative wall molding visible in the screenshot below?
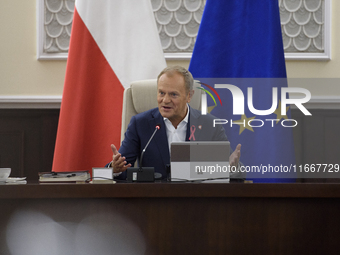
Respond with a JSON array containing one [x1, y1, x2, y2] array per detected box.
[[152, 0, 205, 54], [37, 0, 74, 60], [291, 96, 340, 109], [0, 96, 62, 109], [37, 0, 331, 60], [282, 0, 331, 60], [1, 96, 339, 109]]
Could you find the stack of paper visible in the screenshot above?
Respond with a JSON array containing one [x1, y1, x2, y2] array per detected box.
[[6, 177, 27, 184], [38, 171, 90, 183]]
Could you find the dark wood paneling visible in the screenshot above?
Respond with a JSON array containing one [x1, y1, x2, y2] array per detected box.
[[291, 109, 340, 164], [0, 109, 59, 181], [291, 112, 304, 166], [325, 116, 340, 163], [0, 131, 24, 177], [0, 184, 340, 254], [0, 108, 339, 182], [40, 113, 60, 172], [292, 109, 340, 182], [2, 183, 340, 199]]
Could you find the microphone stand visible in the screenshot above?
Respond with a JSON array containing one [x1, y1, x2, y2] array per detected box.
[[139, 126, 159, 171], [126, 124, 161, 182]]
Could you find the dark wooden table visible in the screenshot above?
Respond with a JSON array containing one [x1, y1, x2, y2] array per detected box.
[[1, 182, 340, 254]]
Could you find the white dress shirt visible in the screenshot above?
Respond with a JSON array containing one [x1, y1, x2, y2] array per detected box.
[[163, 105, 189, 153]]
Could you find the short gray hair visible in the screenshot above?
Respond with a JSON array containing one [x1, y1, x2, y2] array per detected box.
[[157, 66, 194, 93]]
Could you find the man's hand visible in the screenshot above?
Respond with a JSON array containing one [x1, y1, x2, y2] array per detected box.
[[111, 144, 132, 173], [229, 144, 241, 168]]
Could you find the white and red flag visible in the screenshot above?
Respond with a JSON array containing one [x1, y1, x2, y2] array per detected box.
[[53, 0, 166, 172]]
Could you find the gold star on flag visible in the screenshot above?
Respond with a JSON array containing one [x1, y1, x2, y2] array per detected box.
[[233, 114, 256, 135], [207, 105, 216, 113], [273, 100, 289, 124]]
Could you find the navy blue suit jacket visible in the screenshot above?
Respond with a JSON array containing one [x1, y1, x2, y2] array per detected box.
[[118, 106, 228, 179]]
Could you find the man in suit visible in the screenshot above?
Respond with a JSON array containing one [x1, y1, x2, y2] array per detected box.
[[109, 66, 242, 179]]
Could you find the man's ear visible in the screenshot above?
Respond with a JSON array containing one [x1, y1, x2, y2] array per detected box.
[[187, 90, 194, 103]]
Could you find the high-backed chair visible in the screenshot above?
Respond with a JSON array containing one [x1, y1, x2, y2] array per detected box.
[[120, 79, 204, 143]]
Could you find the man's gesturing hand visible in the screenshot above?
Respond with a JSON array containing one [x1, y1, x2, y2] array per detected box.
[[229, 144, 241, 168], [111, 144, 132, 173]]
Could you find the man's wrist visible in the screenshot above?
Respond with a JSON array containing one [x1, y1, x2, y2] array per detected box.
[[108, 161, 113, 168], [113, 172, 122, 177], [108, 161, 122, 177]]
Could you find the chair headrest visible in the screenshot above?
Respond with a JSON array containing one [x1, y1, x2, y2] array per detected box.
[[131, 79, 158, 113]]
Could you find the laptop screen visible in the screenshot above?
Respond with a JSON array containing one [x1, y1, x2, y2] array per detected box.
[[170, 141, 230, 182]]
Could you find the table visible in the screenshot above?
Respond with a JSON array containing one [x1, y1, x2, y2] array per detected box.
[[1, 183, 340, 254]]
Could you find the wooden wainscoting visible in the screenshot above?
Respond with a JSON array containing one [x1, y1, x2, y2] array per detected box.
[[0, 109, 339, 181], [292, 109, 340, 182], [0, 109, 59, 180]]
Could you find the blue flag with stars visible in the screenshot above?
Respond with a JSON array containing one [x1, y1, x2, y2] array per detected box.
[[189, 0, 296, 182]]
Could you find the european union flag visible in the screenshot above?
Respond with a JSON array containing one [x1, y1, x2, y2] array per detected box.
[[189, 0, 296, 182]]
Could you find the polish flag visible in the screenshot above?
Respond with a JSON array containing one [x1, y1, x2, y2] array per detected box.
[[52, 0, 166, 172]]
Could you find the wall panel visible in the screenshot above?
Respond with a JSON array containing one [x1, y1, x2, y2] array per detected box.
[[0, 109, 339, 182]]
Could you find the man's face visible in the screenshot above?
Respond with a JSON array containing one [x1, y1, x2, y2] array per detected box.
[[157, 72, 191, 127]]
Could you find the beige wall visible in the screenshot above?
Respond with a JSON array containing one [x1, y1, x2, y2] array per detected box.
[[0, 0, 338, 97]]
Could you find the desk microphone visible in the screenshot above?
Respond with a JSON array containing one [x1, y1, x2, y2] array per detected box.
[[139, 123, 161, 169], [127, 123, 161, 182]]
